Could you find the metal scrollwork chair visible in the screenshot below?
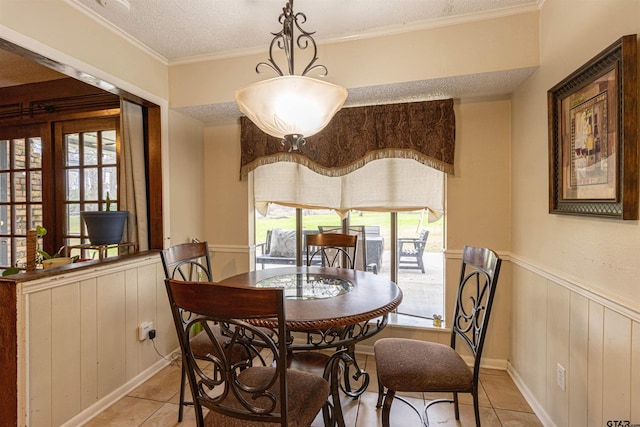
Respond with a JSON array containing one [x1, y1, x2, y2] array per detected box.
[[165, 279, 331, 427], [161, 241, 212, 282], [302, 232, 371, 421], [317, 225, 380, 273], [375, 245, 502, 427], [161, 242, 252, 422]]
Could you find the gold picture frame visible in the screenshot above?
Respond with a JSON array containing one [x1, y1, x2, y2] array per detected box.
[[548, 34, 638, 219]]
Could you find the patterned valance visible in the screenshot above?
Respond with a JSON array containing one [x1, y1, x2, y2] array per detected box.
[[240, 98, 455, 178]]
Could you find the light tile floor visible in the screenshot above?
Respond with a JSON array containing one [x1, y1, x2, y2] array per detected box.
[[84, 354, 543, 427]]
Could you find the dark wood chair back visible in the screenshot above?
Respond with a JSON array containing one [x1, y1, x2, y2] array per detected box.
[[306, 232, 358, 269], [164, 279, 329, 426], [160, 241, 212, 282], [318, 225, 370, 270]]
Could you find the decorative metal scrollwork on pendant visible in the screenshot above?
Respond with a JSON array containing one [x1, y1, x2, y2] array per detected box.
[[256, 0, 328, 78]]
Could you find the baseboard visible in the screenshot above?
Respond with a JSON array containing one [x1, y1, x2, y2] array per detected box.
[[507, 362, 556, 427], [60, 357, 172, 427]]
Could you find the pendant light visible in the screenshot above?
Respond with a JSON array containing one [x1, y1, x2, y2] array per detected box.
[[235, 0, 348, 152]]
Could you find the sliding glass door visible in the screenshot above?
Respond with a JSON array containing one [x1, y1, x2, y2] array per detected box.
[[255, 205, 444, 320]]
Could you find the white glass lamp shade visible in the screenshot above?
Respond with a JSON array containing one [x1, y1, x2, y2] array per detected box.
[[235, 75, 348, 139]]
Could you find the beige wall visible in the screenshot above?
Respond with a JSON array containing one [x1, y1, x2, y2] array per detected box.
[[511, 1, 640, 425], [447, 99, 511, 252], [203, 124, 251, 280], [167, 110, 206, 245], [512, 0, 640, 313], [446, 99, 512, 361], [0, 0, 168, 101], [169, 12, 539, 108]]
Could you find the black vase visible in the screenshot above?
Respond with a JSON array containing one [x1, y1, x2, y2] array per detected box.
[[81, 211, 128, 245]]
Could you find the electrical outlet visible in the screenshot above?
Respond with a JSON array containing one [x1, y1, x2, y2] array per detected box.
[[556, 363, 566, 391], [138, 321, 154, 341]]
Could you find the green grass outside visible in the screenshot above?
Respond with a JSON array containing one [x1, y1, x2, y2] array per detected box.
[[256, 210, 443, 252]]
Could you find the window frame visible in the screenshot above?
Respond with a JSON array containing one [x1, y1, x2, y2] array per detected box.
[[0, 40, 164, 271], [0, 101, 163, 270], [54, 116, 120, 249], [0, 123, 50, 269]]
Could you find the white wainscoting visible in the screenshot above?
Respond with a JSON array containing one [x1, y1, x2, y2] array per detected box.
[[18, 254, 178, 427], [509, 257, 640, 427]]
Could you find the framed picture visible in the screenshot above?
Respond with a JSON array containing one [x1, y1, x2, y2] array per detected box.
[[548, 34, 638, 219]]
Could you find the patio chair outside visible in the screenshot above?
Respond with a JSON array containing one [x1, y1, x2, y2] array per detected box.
[[398, 229, 429, 273]]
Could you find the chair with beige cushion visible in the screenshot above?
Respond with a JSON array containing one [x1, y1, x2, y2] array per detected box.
[[165, 279, 330, 426], [374, 245, 502, 427]]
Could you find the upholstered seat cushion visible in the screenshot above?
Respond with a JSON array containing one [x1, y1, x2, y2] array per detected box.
[[203, 367, 329, 427], [374, 338, 473, 392], [190, 327, 251, 362]]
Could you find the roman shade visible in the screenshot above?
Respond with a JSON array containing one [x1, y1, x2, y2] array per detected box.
[[242, 99, 455, 219]]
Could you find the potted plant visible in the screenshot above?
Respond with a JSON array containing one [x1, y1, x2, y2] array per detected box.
[[35, 225, 78, 269], [1, 225, 78, 275], [80, 192, 128, 246]]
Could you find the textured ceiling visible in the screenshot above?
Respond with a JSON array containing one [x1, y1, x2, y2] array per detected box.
[[70, 0, 539, 62], [1, 0, 540, 125], [177, 67, 538, 125]]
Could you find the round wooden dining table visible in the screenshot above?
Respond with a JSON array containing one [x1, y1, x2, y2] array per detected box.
[[220, 266, 402, 427], [218, 265, 403, 335]]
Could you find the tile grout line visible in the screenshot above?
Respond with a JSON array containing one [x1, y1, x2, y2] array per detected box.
[[100, 353, 542, 426]]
